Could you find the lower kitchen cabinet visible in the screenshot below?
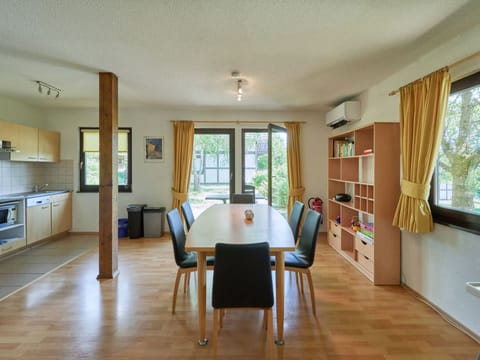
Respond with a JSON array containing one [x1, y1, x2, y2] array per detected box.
[[51, 193, 72, 235], [27, 201, 52, 245], [26, 192, 72, 245]]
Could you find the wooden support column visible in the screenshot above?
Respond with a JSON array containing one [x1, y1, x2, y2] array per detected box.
[[97, 72, 119, 279]]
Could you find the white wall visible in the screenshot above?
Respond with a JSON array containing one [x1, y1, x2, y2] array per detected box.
[[45, 108, 329, 233], [0, 95, 46, 126], [350, 24, 480, 337]]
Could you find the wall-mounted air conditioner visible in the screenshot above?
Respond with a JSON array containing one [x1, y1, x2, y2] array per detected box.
[[325, 101, 361, 128]]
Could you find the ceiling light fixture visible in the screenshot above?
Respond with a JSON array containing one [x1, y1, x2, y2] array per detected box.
[[231, 71, 246, 102], [35, 80, 61, 99]]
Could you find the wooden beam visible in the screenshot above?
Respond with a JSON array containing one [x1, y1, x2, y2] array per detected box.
[[97, 72, 119, 279]]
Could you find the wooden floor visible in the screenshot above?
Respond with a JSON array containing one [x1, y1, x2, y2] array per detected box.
[[0, 233, 478, 359]]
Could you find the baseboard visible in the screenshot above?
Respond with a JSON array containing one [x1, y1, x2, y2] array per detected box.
[[402, 283, 480, 344], [68, 231, 99, 236]]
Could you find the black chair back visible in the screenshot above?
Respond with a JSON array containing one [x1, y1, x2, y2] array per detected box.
[[289, 201, 305, 243], [212, 242, 274, 309], [296, 210, 322, 266], [166, 208, 189, 266], [230, 193, 255, 204], [181, 201, 195, 231]]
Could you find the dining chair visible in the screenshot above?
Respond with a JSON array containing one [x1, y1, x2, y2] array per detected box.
[[212, 242, 274, 359], [180, 201, 195, 231], [230, 193, 255, 204], [166, 208, 214, 314], [284, 209, 322, 315], [289, 200, 305, 244]]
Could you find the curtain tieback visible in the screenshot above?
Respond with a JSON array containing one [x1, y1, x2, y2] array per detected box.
[[172, 190, 188, 202], [401, 180, 430, 200], [289, 187, 305, 197]]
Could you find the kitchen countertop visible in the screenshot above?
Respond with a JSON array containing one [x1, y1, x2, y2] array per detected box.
[[0, 190, 70, 202]]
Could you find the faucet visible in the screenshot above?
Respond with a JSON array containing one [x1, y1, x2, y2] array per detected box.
[[33, 183, 49, 192]]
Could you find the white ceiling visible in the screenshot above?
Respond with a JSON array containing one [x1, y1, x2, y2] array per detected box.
[[1, 0, 479, 112]]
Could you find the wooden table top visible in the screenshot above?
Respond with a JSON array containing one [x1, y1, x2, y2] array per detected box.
[[186, 204, 295, 252]]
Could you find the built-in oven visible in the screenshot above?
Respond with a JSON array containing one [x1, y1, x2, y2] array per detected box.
[[0, 202, 17, 227]]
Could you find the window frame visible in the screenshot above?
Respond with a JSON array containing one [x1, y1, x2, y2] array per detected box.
[[79, 127, 132, 193], [429, 71, 480, 235]]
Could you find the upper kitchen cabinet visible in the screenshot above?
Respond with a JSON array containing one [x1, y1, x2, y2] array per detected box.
[[9, 123, 39, 161], [0, 120, 60, 162], [38, 128, 60, 162]]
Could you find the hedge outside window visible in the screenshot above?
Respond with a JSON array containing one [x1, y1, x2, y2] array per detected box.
[[430, 71, 480, 235], [79, 127, 132, 192]]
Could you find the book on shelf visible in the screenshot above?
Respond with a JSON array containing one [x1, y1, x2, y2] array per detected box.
[[333, 140, 355, 157]]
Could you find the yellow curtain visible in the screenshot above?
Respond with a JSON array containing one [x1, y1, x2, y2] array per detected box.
[[392, 68, 451, 233], [285, 122, 305, 217], [171, 121, 194, 211]]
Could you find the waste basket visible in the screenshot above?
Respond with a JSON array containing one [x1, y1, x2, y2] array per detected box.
[[143, 206, 166, 237], [127, 204, 147, 238], [118, 218, 128, 238]]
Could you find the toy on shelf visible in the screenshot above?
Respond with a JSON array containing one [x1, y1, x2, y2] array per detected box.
[[335, 216, 341, 224], [351, 216, 360, 232]]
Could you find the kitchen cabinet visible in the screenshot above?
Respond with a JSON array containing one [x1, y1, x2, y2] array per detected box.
[[327, 122, 400, 285], [9, 124, 39, 161], [38, 129, 60, 162], [51, 192, 72, 235], [0, 120, 60, 162], [26, 197, 52, 245]]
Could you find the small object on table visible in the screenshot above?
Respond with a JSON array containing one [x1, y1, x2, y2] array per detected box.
[[244, 209, 254, 220]]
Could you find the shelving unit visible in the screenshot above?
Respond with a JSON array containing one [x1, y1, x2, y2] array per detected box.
[[327, 122, 400, 285], [0, 199, 26, 256]]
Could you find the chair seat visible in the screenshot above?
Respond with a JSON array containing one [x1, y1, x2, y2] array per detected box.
[[284, 251, 310, 268], [178, 251, 197, 268], [179, 252, 215, 268]]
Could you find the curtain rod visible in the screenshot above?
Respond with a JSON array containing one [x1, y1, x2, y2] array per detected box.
[[170, 120, 306, 124], [388, 50, 480, 96]]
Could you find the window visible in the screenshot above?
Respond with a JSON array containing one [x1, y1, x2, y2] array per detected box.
[[430, 71, 480, 235], [79, 127, 132, 192]]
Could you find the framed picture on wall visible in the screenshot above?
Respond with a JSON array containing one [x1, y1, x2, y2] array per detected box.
[[144, 136, 164, 162]]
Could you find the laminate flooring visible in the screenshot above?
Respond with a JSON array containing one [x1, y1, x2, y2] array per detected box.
[[0, 233, 478, 359], [0, 235, 98, 300]]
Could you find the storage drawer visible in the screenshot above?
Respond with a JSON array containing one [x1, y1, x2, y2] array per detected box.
[[355, 236, 374, 260], [357, 252, 374, 275], [329, 220, 341, 237], [0, 238, 26, 255], [328, 230, 341, 250]]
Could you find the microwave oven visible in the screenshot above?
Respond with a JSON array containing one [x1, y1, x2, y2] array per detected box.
[[0, 202, 17, 227]]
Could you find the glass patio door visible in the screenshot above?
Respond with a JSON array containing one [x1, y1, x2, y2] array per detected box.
[[268, 124, 288, 217], [188, 129, 234, 216]]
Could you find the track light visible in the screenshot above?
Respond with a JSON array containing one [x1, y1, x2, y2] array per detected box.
[[35, 80, 61, 99], [231, 71, 247, 102]]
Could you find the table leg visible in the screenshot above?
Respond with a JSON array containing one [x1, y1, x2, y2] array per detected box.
[[197, 251, 208, 345], [275, 251, 285, 345]]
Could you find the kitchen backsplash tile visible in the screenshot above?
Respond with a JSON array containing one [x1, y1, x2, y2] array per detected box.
[[0, 160, 73, 195]]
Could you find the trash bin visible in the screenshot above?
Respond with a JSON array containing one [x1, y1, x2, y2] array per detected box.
[[143, 206, 166, 237], [127, 204, 147, 238], [118, 218, 128, 238]]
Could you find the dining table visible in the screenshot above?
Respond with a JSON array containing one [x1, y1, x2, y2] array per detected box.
[[185, 203, 295, 346]]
